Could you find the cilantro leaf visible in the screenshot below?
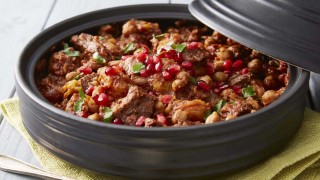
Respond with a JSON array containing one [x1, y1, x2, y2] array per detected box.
[[189, 76, 197, 85], [99, 36, 106, 40], [103, 107, 113, 123], [132, 62, 146, 73], [171, 43, 186, 53], [214, 100, 226, 113], [72, 74, 81, 80], [93, 52, 106, 63], [242, 86, 256, 98], [123, 43, 135, 54], [204, 110, 212, 119], [73, 89, 86, 113], [153, 33, 165, 40], [63, 43, 80, 57]]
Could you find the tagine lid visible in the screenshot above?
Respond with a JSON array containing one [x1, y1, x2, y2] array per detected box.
[[189, 0, 320, 73]]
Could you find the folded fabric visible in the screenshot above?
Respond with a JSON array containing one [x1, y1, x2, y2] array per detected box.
[[1, 97, 320, 180]]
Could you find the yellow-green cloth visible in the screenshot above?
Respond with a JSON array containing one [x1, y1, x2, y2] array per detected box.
[[1, 97, 320, 180]]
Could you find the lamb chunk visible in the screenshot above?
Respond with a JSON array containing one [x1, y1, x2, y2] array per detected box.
[[111, 86, 156, 125], [71, 33, 120, 59], [182, 47, 209, 62], [122, 19, 161, 40], [49, 51, 81, 76], [229, 73, 253, 87], [37, 74, 66, 103], [80, 73, 98, 92], [168, 21, 209, 42], [220, 101, 254, 119]]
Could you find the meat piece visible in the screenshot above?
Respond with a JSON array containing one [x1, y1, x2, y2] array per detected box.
[[148, 73, 172, 94], [122, 19, 161, 40], [166, 99, 210, 124], [71, 33, 120, 59], [182, 48, 208, 62], [229, 73, 253, 87], [80, 73, 98, 92], [220, 101, 253, 118], [168, 21, 209, 42], [49, 51, 81, 76], [111, 86, 156, 125], [37, 74, 66, 103], [120, 56, 140, 75]]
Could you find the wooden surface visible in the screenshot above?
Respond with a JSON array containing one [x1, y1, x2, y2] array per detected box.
[[0, 0, 319, 179]]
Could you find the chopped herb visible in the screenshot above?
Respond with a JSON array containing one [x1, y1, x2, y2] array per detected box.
[[99, 36, 106, 40], [93, 52, 106, 63], [189, 76, 197, 85], [242, 86, 256, 98], [204, 110, 212, 119], [114, 56, 122, 60], [73, 89, 86, 113], [103, 107, 113, 123], [171, 43, 186, 53], [132, 62, 146, 73], [214, 100, 226, 113], [123, 43, 135, 54], [153, 33, 165, 40], [72, 74, 81, 80], [63, 43, 80, 57]]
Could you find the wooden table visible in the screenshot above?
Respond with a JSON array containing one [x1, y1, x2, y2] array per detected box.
[[0, 0, 319, 179]]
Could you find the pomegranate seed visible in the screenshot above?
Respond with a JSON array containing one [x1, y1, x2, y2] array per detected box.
[[136, 46, 148, 61], [232, 59, 243, 71], [140, 69, 148, 77], [197, 80, 210, 91], [188, 69, 195, 76], [187, 42, 201, 50], [146, 64, 155, 74], [213, 88, 221, 94], [156, 114, 168, 125], [182, 61, 193, 69], [105, 67, 118, 76], [241, 68, 249, 74], [155, 62, 162, 72], [162, 70, 172, 81], [167, 64, 181, 76], [165, 49, 176, 60], [80, 67, 92, 75], [94, 93, 110, 107], [224, 70, 232, 75], [113, 118, 124, 125], [135, 116, 146, 126], [162, 94, 173, 104], [158, 48, 166, 59], [206, 61, 215, 75], [78, 111, 88, 118], [232, 86, 242, 95], [174, 52, 183, 63], [223, 59, 233, 70], [85, 85, 94, 96], [153, 55, 161, 64], [145, 55, 153, 65]]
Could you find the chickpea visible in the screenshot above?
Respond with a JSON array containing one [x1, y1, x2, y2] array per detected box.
[[214, 60, 224, 71], [88, 113, 103, 121], [262, 90, 280, 106], [226, 115, 237, 120], [172, 110, 188, 124], [263, 76, 278, 90], [216, 46, 233, 61], [155, 100, 165, 112], [248, 59, 262, 73], [205, 112, 220, 124], [65, 71, 80, 81], [172, 71, 189, 92], [213, 72, 228, 82]]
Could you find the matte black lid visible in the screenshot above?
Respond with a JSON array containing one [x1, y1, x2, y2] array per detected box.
[[189, 0, 320, 73]]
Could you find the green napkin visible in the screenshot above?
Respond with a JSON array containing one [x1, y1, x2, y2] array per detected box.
[[1, 97, 320, 180]]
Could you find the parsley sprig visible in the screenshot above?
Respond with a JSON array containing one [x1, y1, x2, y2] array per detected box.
[[171, 43, 186, 53], [123, 43, 135, 54], [242, 86, 256, 98], [132, 62, 146, 73], [103, 107, 113, 123], [74, 89, 86, 113], [93, 52, 106, 63], [63, 43, 80, 57]]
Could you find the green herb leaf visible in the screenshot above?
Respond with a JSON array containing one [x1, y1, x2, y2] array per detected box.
[[103, 107, 113, 123], [242, 86, 256, 98], [72, 74, 81, 80], [204, 110, 212, 119], [74, 99, 84, 113], [132, 62, 146, 73], [214, 100, 226, 113], [93, 52, 106, 63], [189, 76, 197, 85], [123, 43, 135, 54], [79, 89, 86, 99], [171, 43, 186, 53], [153, 33, 165, 40], [99, 36, 106, 40], [63, 43, 80, 57]]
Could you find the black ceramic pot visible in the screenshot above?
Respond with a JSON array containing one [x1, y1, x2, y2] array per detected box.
[[15, 4, 309, 179]]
